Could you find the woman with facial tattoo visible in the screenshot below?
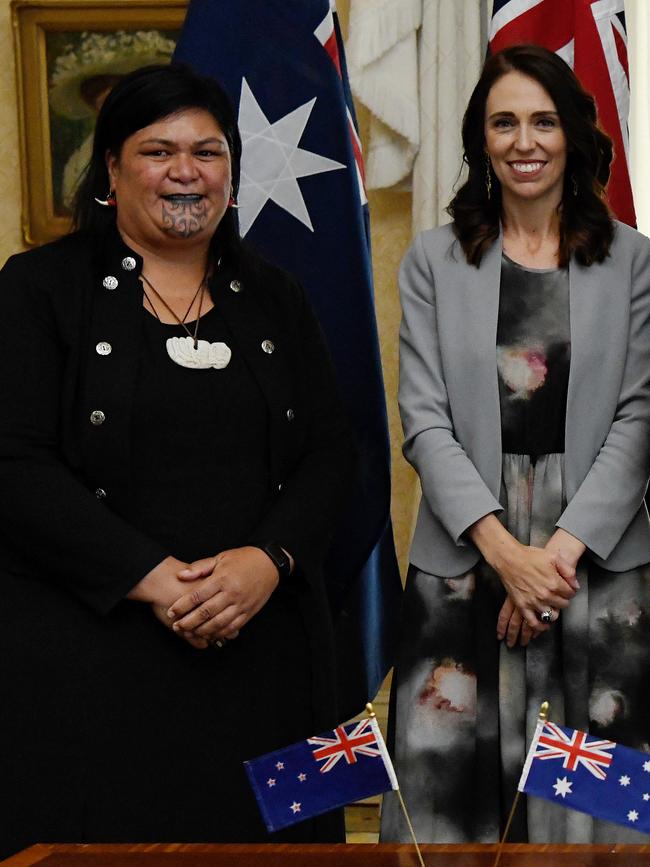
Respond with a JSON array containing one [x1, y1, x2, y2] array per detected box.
[[0, 64, 354, 857]]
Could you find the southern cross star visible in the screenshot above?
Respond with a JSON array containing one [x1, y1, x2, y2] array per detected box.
[[290, 801, 301, 814], [643, 760, 650, 773], [552, 777, 573, 798], [237, 78, 345, 236], [628, 810, 639, 823], [620, 775, 631, 787]]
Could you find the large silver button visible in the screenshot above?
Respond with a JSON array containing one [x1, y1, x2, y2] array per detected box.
[[90, 410, 106, 425], [121, 257, 136, 271], [261, 339, 275, 354], [103, 275, 118, 290], [96, 341, 112, 356], [95, 488, 107, 500], [230, 279, 242, 293], [286, 408, 295, 421]]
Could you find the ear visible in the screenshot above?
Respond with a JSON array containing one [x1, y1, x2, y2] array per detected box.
[[105, 150, 118, 188]]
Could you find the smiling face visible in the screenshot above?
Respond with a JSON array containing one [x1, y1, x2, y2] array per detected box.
[[484, 70, 567, 210], [106, 108, 232, 252]]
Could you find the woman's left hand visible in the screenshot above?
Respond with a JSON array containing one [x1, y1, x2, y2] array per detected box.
[[166, 546, 280, 641]]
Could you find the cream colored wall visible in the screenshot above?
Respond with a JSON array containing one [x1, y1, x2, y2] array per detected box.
[[0, 0, 415, 575], [0, 0, 26, 259]]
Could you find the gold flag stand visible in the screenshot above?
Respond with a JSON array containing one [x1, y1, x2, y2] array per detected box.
[[365, 703, 426, 867], [492, 701, 549, 867]]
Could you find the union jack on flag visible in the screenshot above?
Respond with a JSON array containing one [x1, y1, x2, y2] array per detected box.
[[308, 718, 382, 773], [489, 0, 635, 227], [244, 717, 398, 832], [519, 720, 650, 833]]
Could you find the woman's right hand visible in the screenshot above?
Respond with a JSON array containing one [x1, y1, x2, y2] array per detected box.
[[469, 514, 579, 631]]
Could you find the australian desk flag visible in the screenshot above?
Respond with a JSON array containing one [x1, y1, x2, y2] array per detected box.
[[174, 1, 402, 716], [245, 717, 398, 832], [519, 720, 650, 834]]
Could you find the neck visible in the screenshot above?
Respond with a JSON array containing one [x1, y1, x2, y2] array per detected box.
[[117, 224, 212, 282], [500, 193, 561, 247]]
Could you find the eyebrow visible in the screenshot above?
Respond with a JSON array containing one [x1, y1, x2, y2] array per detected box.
[[487, 110, 560, 120], [139, 136, 226, 146]]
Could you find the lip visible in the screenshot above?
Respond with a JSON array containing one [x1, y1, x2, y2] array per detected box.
[[162, 193, 204, 204], [507, 160, 547, 179]]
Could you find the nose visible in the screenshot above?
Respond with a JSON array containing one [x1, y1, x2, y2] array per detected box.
[[514, 123, 535, 152], [168, 152, 199, 183]]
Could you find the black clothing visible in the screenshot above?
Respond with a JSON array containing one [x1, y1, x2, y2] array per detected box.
[[497, 255, 570, 458], [0, 227, 354, 857]]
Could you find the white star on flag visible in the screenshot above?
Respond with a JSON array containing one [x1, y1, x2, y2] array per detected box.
[[266, 778, 276, 787], [628, 810, 639, 823], [644, 793, 650, 802], [644, 760, 650, 772], [552, 776, 573, 798], [290, 801, 301, 814], [620, 775, 631, 787], [298, 773, 307, 782], [237, 78, 345, 236], [276, 762, 284, 770]]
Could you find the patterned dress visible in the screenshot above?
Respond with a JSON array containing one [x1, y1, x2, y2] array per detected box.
[[381, 255, 650, 844]]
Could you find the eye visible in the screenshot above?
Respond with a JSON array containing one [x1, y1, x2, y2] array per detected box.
[[536, 116, 558, 128], [143, 149, 170, 158], [493, 117, 514, 129]]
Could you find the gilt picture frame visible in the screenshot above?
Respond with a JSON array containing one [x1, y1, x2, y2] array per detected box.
[[12, 0, 187, 246]]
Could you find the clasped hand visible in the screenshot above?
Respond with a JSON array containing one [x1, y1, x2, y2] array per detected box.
[[495, 533, 582, 648], [130, 548, 280, 650]]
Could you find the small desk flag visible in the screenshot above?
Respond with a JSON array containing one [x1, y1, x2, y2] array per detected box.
[[244, 717, 398, 832], [519, 719, 650, 834]]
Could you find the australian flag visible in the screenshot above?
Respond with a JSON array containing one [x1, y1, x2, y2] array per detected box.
[[519, 720, 650, 834], [174, 1, 402, 716], [245, 717, 398, 832]]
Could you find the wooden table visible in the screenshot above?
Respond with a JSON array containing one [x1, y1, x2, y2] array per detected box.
[[4, 844, 650, 866]]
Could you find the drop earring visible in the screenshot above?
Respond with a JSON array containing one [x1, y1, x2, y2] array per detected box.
[[228, 191, 239, 209], [94, 189, 117, 207], [485, 154, 492, 200]]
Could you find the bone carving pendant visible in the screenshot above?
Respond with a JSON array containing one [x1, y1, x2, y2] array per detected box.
[[166, 336, 232, 370]]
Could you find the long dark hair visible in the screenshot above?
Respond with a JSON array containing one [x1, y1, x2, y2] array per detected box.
[[73, 63, 243, 265], [448, 44, 614, 268]]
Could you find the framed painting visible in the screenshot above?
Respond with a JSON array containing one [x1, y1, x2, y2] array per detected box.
[[12, 0, 187, 245]]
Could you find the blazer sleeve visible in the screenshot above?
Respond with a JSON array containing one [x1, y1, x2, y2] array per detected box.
[[556, 235, 650, 559], [0, 253, 168, 615], [247, 277, 357, 577], [398, 232, 502, 545]]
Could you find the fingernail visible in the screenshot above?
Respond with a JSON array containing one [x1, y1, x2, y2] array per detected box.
[[167, 609, 174, 619], [172, 622, 181, 632]]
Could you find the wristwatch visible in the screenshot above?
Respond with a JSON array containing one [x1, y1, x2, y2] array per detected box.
[[256, 541, 292, 581]]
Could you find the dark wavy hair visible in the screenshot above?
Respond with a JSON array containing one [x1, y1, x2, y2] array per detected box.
[[447, 44, 614, 268], [73, 63, 243, 265]]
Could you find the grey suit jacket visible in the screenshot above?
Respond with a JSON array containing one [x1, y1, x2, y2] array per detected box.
[[399, 221, 650, 576]]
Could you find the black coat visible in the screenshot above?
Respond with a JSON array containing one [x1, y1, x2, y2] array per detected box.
[[0, 228, 355, 856]]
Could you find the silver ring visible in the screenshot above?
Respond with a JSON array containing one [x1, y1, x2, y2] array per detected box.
[[540, 609, 554, 624], [210, 638, 224, 649]]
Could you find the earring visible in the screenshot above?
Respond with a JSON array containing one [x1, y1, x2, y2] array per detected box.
[[94, 189, 116, 207], [571, 174, 578, 197], [228, 192, 239, 209], [485, 154, 492, 200]]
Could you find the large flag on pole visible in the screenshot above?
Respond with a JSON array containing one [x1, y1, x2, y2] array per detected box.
[[174, 1, 401, 715], [489, 0, 636, 227]]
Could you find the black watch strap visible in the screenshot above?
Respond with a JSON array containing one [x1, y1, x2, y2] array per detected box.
[[256, 541, 292, 580]]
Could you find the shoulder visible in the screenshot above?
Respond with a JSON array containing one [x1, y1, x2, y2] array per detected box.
[[1, 232, 94, 283], [236, 247, 305, 313], [404, 223, 469, 270], [608, 220, 650, 260]]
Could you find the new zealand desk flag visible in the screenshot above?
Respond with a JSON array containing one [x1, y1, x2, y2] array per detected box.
[[519, 719, 650, 834], [174, 1, 402, 715], [245, 716, 398, 832]]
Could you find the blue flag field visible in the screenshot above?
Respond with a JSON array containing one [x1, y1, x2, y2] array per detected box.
[[245, 717, 398, 832], [520, 720, 650, 834], [174, 0, 402, 714]]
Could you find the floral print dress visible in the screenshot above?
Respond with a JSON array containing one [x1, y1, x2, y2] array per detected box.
[[381, 255, 650, 844]]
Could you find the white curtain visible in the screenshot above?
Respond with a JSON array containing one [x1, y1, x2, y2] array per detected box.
[[626, 0, 650, 236], [346, 0, 486, 232]]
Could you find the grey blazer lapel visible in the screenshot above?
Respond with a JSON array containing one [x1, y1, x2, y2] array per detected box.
[[442, 233, 503, 496]]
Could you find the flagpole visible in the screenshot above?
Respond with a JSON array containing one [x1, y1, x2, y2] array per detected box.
[[365, 703, 426, 867], [492, 701, 549, 867]]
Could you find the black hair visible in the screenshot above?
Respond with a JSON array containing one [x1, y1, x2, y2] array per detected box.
[[73, 62, 243, 265]]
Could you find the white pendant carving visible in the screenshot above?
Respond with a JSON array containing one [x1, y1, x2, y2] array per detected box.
[[166, 336, 232, 370]]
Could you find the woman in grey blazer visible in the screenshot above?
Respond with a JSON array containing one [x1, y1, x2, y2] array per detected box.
[[382, 45, 650, 844]]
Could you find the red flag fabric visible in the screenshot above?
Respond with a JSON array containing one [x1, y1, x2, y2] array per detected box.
[[489, 0, 635, 227]]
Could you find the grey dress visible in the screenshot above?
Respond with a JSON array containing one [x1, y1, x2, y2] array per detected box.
[[381, 255, 650, 844]]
